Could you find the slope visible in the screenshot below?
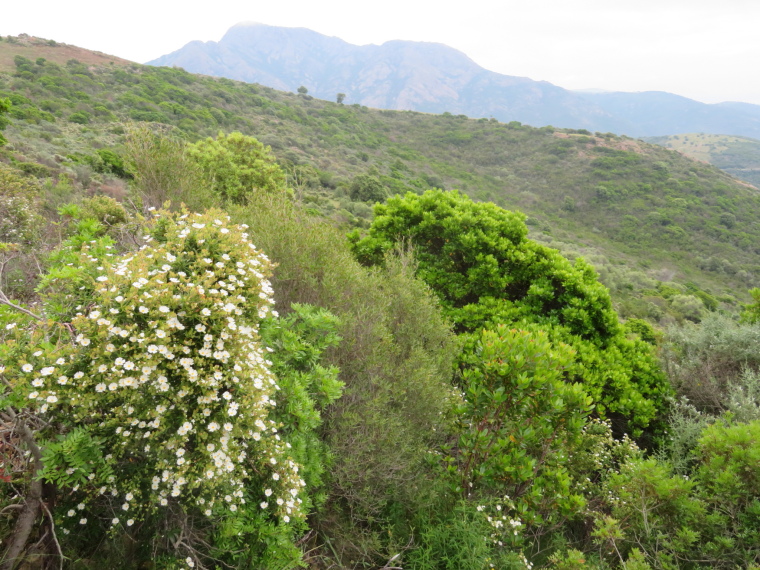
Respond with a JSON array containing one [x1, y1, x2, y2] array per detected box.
[[645, 133, 760, 188], [1, 36, 759, 321]]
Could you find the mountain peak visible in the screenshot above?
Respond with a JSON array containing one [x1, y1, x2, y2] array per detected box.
[[147, 24, 760, 137]]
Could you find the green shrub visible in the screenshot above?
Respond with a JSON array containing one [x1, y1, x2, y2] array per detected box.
[[227, 195, 458, 566], [350, 189, 670, 435], [187, 131, 288, 204], [68, 111, 90, 124], [452, 326, 591, 526], [663, 313, 760, 412]]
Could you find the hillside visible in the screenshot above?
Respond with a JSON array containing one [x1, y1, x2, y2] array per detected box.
[[3, 35, 760, 570], [147, 22, 760, 138], [645, 132, 760, 188], [0, 33, 132, 73], [1, 36, 759, 322]]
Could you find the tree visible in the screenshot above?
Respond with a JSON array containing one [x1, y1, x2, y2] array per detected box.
[[186, 131, 288, 205], [336, 93, 346, 104], [297, 86, 308, 95], [0, 98, 11, 146], [348, 174, 388, 203], [350, 189, 670, 434], [740, 287, 760, 324]]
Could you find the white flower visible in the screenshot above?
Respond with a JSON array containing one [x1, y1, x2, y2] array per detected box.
[[80, 518, 88, 524], [112, 518, 119, 525], [46, 395, 58, 404], [260, 501, 268, 509], [264, 489, 272, 497], [127, 519, 134, 526], [158, 306, 170, 313]]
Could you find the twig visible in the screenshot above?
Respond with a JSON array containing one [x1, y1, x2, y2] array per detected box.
[[40, 502, 63, 570]]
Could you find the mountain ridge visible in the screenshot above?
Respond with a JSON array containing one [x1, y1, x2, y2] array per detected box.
[[148, 23, 760, 138]]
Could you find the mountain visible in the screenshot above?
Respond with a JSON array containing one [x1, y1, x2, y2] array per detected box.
[[148, 22, 760, 138], [578, 91, 760, 138], [148, 22, 623, 132]]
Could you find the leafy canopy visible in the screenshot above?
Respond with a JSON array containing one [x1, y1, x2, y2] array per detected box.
[[187, 131, 288, 204], [351, 189, 670, 433], [0, 97, 10, 146]]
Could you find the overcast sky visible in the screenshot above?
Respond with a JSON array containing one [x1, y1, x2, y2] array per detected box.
[[2, 0, 758, 104]]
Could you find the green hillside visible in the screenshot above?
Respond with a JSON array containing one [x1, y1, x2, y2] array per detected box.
[[1, 37, 759, 322], [3, 37, 760, 570], [646, 132, 760, 189]]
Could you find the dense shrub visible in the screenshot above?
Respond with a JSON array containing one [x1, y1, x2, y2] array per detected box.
[[350, 189, 670, 434], [0, 209, 343, 568]]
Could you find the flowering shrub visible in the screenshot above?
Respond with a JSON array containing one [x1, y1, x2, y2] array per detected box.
[[4, 208, 325, 567]]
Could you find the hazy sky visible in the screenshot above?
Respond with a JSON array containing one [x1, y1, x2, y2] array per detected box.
[[2, 0, 758, 104]]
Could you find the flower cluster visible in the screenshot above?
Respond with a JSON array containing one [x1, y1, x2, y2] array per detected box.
[[478, 496, 532, 569], [476, 495, 524, 548], [19, 209, 304, 526]]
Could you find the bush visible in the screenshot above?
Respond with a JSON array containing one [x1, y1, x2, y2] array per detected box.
[[187, 131, 288, 204], [1, 209, 343, 568], [226, 195, 459, 566], [348, 173, 388, 203], [68, 111, 90, 124], [452, 326, 591, 527], [663, 313, 760, 412], [123, 124, 214, 211], [350, 189, 670, 435]]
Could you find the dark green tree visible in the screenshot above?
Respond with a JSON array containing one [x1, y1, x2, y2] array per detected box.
[[297, 85, 308, 95], [349, 174, 388, 203], [0, 98, 11, 146], [336, 93, 346, 104], [740, 287, 760, 324], [350, 190, 670, 434]]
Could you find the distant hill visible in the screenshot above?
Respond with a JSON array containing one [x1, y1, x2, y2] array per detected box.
[[148, 22, 760, 138], [645, 133, 760, 188], [0, 33, 132, 73]]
